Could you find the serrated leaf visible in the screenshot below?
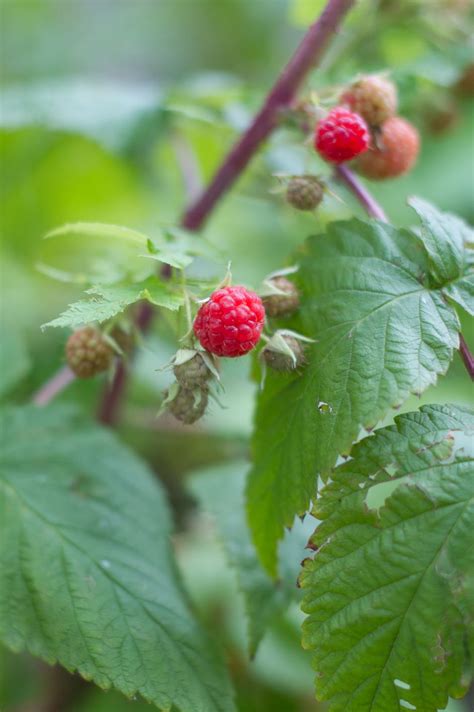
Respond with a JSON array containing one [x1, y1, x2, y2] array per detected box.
[[408, 197, 473, 287], [189, 460, 315, 656], [444, 273, 474, 316], [248, 218, 461, 576], [0, 405, 236, 712], [300, 404, 474, 712], [43, 277, 184, 329], [38, 222, 157, 285]]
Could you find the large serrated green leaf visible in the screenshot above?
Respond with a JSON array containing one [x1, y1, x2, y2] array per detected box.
[[300, 404, 474, 712], [189, 460, 315, 657], [42, 277, 184, 329], [248, 218, 461, 576], [0, 405, 236, 712]]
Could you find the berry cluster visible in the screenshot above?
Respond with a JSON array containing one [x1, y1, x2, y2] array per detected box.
[[314, 75, 419, 180]]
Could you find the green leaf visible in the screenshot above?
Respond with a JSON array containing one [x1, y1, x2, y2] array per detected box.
[[0, 405, 236, 712], [248, 218, 461, 575], [0, 79, 164, 153], [300, 404, 474, 712], [408, 196, 472, 287], [38, 222, 157, 285], [189, 460, 315, 657], [42, 277, 184, 329], [444, 273, 474, 317], [0, 327, 31, 398]]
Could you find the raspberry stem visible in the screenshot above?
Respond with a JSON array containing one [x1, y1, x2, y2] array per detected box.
[[33, 0, 358, 416], [335, 164, 388, 221], [32, 365, 76, 407]]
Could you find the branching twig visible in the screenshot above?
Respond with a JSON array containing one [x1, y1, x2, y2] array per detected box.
[[96, 0, 356, 425], [32, 366, 76, 407], [335, 164, 474, 382]]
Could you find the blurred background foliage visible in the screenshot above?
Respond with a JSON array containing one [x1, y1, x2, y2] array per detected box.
[[0, 0, 473, 710]]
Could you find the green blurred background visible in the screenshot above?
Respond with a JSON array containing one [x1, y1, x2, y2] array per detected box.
[[0, 0, 473, 710]]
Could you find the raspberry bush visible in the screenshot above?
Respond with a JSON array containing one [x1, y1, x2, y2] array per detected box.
[[1, 2, 473, 712]]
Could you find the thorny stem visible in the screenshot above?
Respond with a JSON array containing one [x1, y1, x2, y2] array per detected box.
[[335, 164, 474, 381], [96, 0, 357, 425]]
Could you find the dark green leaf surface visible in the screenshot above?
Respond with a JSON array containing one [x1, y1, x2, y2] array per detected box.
[[249, 218, 460, 575], [190, 460, 315, 656], [0, 406, 236, 712], [43, 278, 184, 329], [300, 404, 474, 712], [408, 196, 471, 286]]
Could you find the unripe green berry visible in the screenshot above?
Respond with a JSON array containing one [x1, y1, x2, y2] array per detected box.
[[167, 385, 208, 425], [66, 326, 113, 378], [263, 335, 306, 372], [173, 353, 211, 388], [286, 176, 324, 211], [262, 277, 300, 318]]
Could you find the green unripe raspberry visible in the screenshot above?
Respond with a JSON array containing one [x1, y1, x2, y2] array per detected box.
[[167, 385, 208, 425], [173, 353, 210, 388], [66, 326, 113, 378], [262, 277, 300, 318], [286, 176, 324, 211], [263, 335, 306, 372]]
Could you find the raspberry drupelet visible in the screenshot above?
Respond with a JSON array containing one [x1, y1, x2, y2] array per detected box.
[[315, 107, 370, 163], [193, 286, 265, 357]]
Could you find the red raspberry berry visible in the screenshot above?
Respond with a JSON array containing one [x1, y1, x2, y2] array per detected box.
[[356, 116, 420, 180], [315, 107, 370, 163], [193, 286, 265, 357]]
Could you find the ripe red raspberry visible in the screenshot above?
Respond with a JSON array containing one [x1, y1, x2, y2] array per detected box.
[[66, 326, 113, 378], [340, 75, 397, 127], [315, 107, 370, 163], [193, 286, 265, 357], [286, 175, 324, 211], [356, 116, 420, 180]]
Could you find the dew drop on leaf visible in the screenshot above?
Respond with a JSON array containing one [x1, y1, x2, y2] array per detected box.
[[317, 401, 333, 414]]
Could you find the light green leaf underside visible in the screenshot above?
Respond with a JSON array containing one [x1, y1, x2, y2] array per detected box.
[[42, 277, 184, 329], [0, 79, 164, 152], [0, 405, 236, 712], [300, 404, 474, 712], [248, 218, 460, 576], [189, 460, 314, 656], [38, 222, 157, 285]]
